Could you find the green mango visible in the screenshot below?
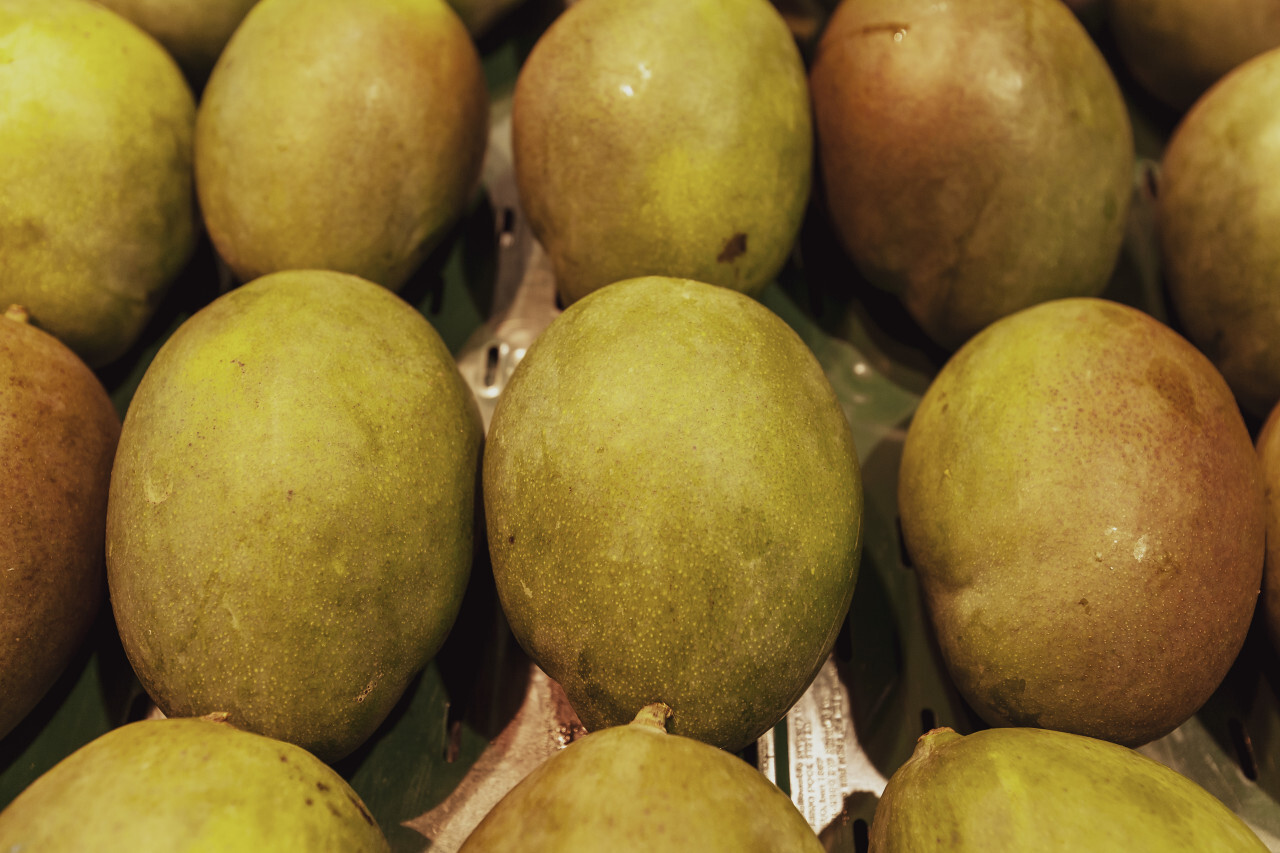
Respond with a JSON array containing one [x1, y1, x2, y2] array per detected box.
[[0, 0, 196, 368], [0, 716, 389, 851], [869, 726, 1268, 851], [0, 306, 120, 740], [1158, 47, 1280, 418], [483, 276, 862, 752], [459, 704, 824, 852], [809, 0, 1133, 350], [106, 270, 482, 762], [512, 0, 812, 305], [91, 0, 261, 85], [1110, 0, 1280, 112], [194, 0, 488, 290], [898, 298, 1265, 747]]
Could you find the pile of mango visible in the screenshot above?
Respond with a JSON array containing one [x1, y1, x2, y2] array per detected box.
[[3, 0, 1280, 849]]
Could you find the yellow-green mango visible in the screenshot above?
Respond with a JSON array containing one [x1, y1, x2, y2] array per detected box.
[[0, 716, 389, 852], [195, 0, 488, 290], [870, 726, 1268, 851], [0, 0, 196, 367], [810, 0, 1133, 350], [512, 0, 812, 305], [91, 0, 261, 85], [484, 276, 862, 752], [1159, 47, 1280, 418], [106, 270, 482, 761], [898, 298, 1264, 747], [460, 704, 824, 852], [0, 306, 120, 740]]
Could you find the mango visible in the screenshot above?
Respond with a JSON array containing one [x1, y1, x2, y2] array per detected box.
[[459, 704, 823, 852], [1158, 46, 1280, 418], [898, 298, 1264, 746], [810, 0, 1133, 349], [512, 0, 812, 304], [106, 270, 482, 761], [1109, 0, 1280, 112], [0, 716, 389, 851], [870, 726, 1268, 851], [194, 0, 488, 290], [0, 306, 120, 740], [483, 276, 862, 751], [91, 0, 261, 85], [0, 0, 196, 367]]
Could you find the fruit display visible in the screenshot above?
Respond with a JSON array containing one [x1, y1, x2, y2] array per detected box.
[[5, 0, 1280, 850]]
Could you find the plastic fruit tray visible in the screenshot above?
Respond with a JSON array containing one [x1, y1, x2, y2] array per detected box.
[[3, 2, 1280, 850]]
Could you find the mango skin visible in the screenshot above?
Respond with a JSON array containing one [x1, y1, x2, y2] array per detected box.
[[869, 726, 1268, 852], [483, 276, 862, 752], [1110, 0, 1280, 112], [1158, 48, 1280, 418], [91, 0, 261, 84], [459, 705, 823, 852], [0, 0, 196, 367], [512, 0, 812, 305], [0, 717, 389, 852], [810, 0, 1133, 350], [898, 298, 1264, 747], [0, 308, 120, 740], [106, 270, 482, 762], [194, 0, 488, 290]]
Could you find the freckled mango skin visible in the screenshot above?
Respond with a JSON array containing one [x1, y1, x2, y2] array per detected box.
[[483, 276, 862, 752], [810, 0, 1133, 350], [105, 270, 482, 762], [512, 0, 812, 305], [0, 717, 390, 852], [869, 726, 1268, 852], [0, 0, 196, 368], [898, 298, 1265, 747], [459, 705, 824, 852], [194, 0, 488, 290], [0, 309, 120, 741]]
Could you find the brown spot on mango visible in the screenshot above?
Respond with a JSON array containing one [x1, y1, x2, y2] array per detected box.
[[717, 233, 747, 263]]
